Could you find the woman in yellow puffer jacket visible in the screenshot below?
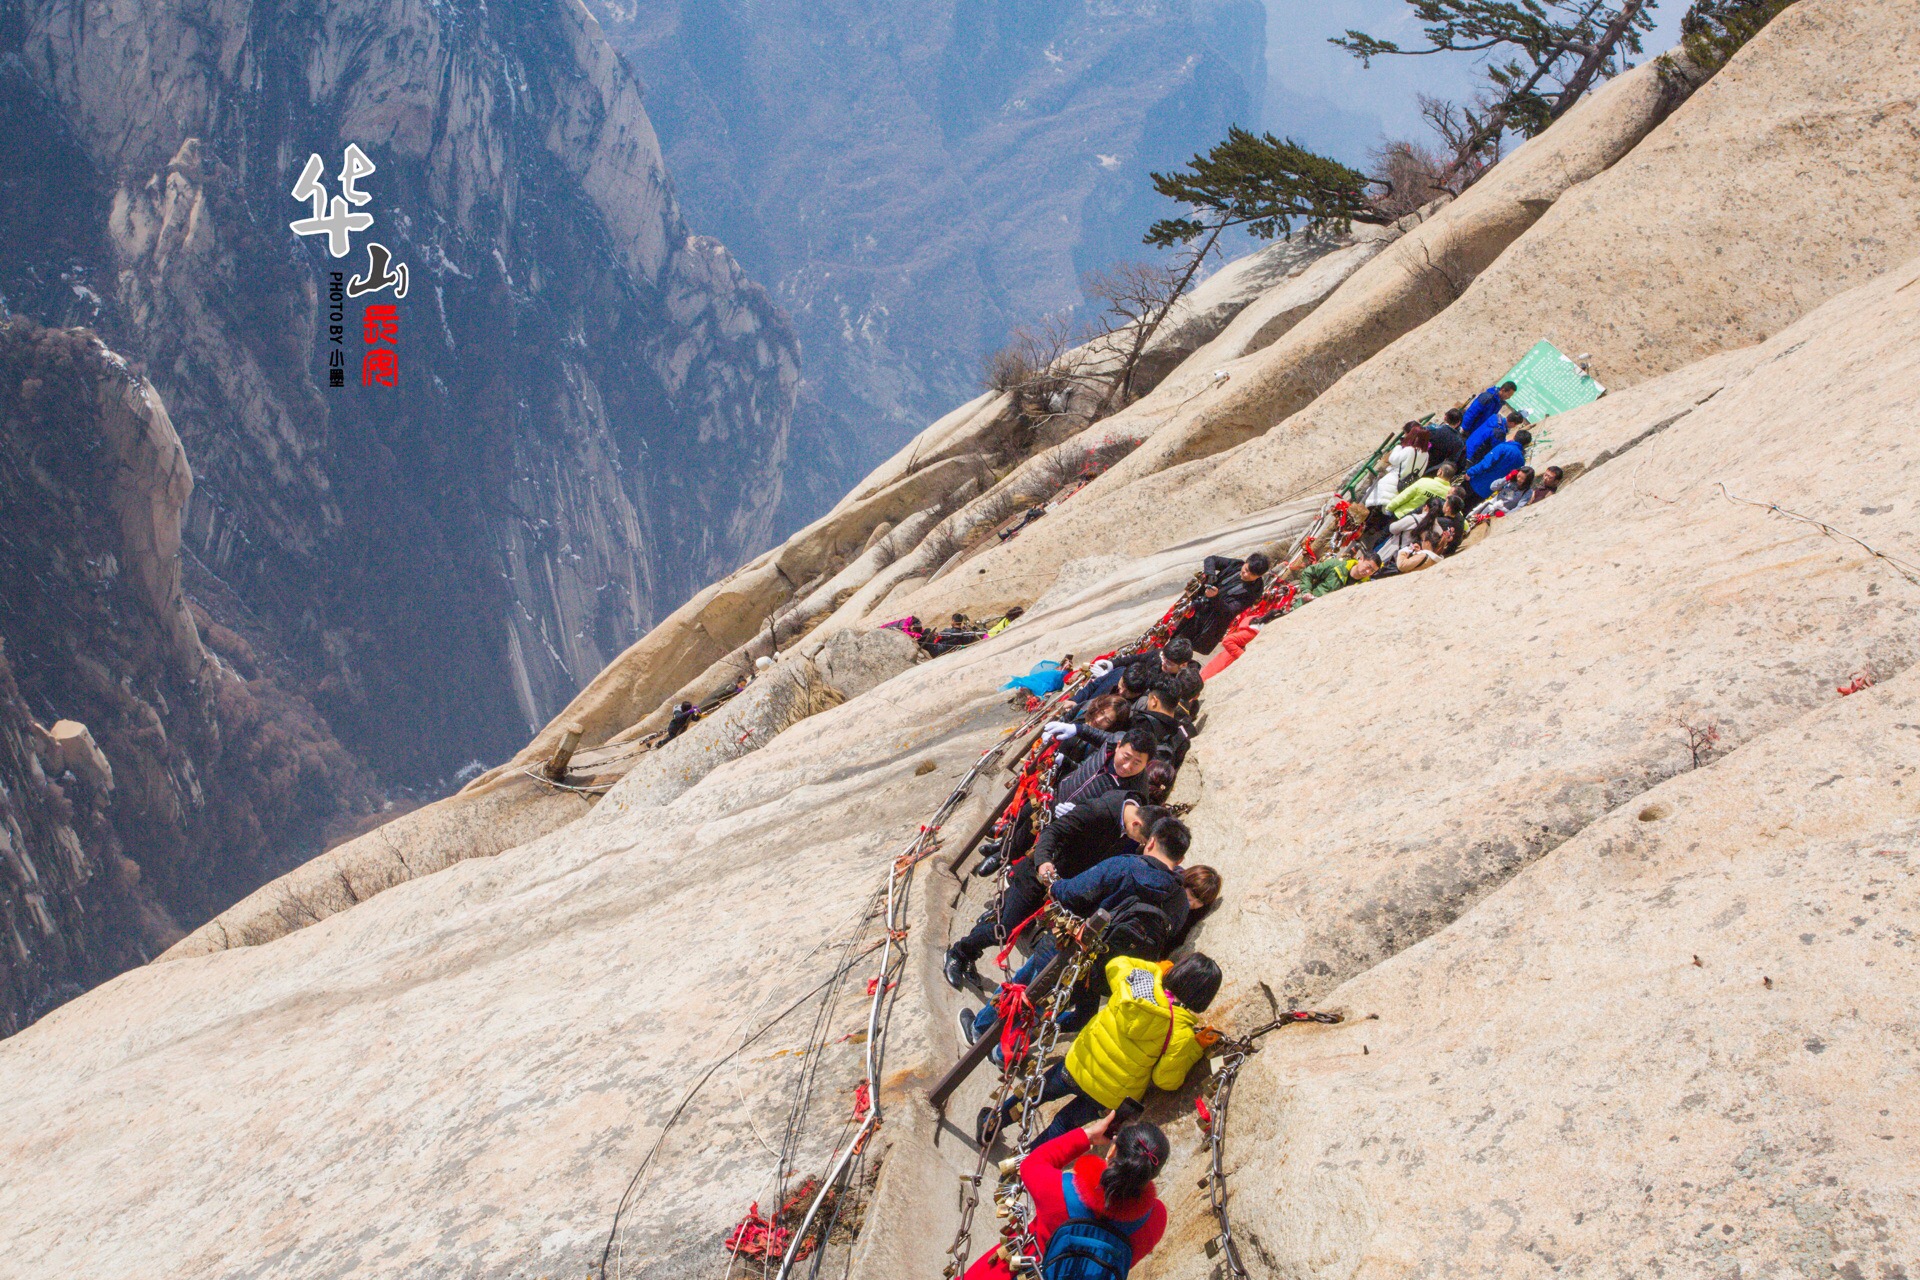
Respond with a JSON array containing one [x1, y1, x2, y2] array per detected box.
[[983, 953, 1221, 1148]]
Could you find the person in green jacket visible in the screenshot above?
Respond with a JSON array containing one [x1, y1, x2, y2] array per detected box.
[[1302, 551, 1381, 597], [1386, 462, 1458, 518]]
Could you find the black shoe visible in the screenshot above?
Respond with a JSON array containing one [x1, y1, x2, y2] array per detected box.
[[959, 1007, 982, 1046], [943, 948, 975, 992], [972, 853, 1002, 878]]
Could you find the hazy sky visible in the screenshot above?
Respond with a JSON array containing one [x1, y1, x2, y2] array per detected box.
[[1263, 0, 1689, 165]]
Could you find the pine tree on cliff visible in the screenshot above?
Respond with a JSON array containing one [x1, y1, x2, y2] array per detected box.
[[1333, 0, 1660, 185], [1678, 0, 1799, 73], [1094, 130, 1387, 412]]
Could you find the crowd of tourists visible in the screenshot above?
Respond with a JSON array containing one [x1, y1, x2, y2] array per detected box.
[[937, 378, 1558, 1280]]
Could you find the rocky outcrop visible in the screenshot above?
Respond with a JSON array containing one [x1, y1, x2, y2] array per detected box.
[[0, 321, 373, 1033], [0, 0, 800, 1017], [7, 0, 799, 780]]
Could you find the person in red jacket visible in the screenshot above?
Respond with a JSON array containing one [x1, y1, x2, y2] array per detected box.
[[961, 1112, 1169, 1279]]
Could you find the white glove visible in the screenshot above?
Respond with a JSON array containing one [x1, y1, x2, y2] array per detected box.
[[1041, 721, 1077, 742], [1088, 658, 1114, 678]]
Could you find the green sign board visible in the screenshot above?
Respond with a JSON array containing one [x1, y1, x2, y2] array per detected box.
[[1501, 340, 1604, 421]]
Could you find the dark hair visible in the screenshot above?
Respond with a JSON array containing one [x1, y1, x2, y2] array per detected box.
[[1120, 727, 1159, 757], [1165, 953, 1222, 1011], [1514, 429, 1533, 448], [1171, 667, 1204, 706], [1540, 466, 1564, 490], [1101, 1122, 1170, 1206], [1004, 606, 1025, 620], [952, 613, 967, 626], [1244, 552, 1272, 577], [1441, 495, 1465, 519], [1513, 467, 1536, 490], [1145, 678, 1179, 710], [1403, 424, 1432, 449], [1436, 462, 1458, 480], [1444, 407, 1464, 426], [1147, 816, 1191, 863], [1182, 864, 1221, 909], [1499, 381, 1518, 394], [1355, 548, 1382, 568], [1085, 693, 1133, 732], [1141, 762, 1176, 803], [1507, 410, 1529, 426], [1131, 802, 1169, 832], [1162, 637, 1193, 665], [1121, 661, 1154, 693]]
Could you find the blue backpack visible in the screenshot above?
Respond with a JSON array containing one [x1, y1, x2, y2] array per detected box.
[[1041, 1169, 1151, 1280]]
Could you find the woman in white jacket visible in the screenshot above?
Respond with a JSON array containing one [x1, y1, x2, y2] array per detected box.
[[1362, 422, 1432, 537]]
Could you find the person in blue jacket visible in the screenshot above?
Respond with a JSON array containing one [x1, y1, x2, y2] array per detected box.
[[1460, 380, 1517, 439], [1467, 428, 1533, 500]]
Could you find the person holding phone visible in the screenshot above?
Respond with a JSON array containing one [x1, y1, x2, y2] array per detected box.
[[959, 1110, 1170, 1280]]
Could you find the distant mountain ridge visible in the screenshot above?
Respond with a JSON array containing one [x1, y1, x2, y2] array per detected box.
[[0, 0, 796, 1029], [591, 0, 1267, 530]]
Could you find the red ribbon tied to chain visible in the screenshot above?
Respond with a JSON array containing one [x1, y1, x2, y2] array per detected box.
[[995, 982, 1035, 1067]]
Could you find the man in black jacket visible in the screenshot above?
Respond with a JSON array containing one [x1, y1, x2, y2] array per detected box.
[[944, 794, 1158, 990], [1051, 678, 1193, 770], [1173, 553, 1269, 655], [1424, 407, 1469, 476]]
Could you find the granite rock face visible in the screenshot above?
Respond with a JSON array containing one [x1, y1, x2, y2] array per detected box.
[[0, 0, 797, 1018], [5, 0, 799, 779], [0, 321, 373, 1034]]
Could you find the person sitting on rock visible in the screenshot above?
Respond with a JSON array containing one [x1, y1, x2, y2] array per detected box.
[[1173, 554, 1269, 656], [1460, 379, 1517, 441], [664, 700, 699, 741], [1467, 428, 1532, 501], [1387, 463, 1456, 519], [986, 606, 1025, 638], [1152, 636, 1200, 684], [1168, 865, 1222, 952], [1052, 680, 1193, 770], [1052, 727, 1157, 811], [1301, 550, 1381, 598], [1071, 657, 1152, 709], [1465, 406, 1523, 466], [979, 951, 1220, 1147], [945, 794, 1159, 991], [1424, 407, 1469, 476], [1361, 422, 1432, 535], [1069, 691, 1132, 732], [1470, 466, 1537, 519], [977, 729, 1159, 878], [958, 1112, 1169, 1280], [1169, 666, 1205, 720], [1530, 465, 1565, 504], [1393, 527, 1446, 575]]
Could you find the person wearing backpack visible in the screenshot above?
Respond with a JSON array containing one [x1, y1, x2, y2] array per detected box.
[[977, 952, 1220, 1147], [960, 1112, 1169, 1280]]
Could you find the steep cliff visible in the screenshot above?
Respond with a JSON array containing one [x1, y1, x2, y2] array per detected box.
[[0, 321, 373, 1035], [592, 0, 1263, 526], [0, 0, 798, 1019], [4, 0, 799, 782], [5, 2, 1919, 1277]]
